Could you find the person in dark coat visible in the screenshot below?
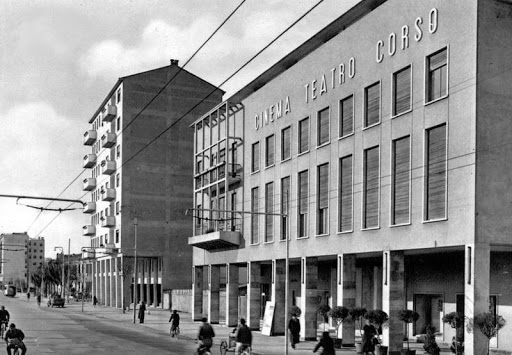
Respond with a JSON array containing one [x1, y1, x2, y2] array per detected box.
[[138, 301, 146, 323], [169, 310, 180, 336], [93, 295, 98, 307], [288, 314, 301, 349], [313, 331, 335, 355], [362, 319, 377, 355], [234, 318, 252, 353]]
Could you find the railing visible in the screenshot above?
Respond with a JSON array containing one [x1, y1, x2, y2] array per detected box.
[[194, 218, 242, 236], [194, 163, 243, 189]]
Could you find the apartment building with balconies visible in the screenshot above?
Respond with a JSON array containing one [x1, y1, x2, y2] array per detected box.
[[83, 60, 223, 310]]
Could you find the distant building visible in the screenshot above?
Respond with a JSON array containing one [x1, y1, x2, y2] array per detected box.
[[27, 236, 45, 290], [0, 233, 29, 289], [82, 60, 223, 309]]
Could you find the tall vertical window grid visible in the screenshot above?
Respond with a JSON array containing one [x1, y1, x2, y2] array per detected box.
[[251, 187, 259, 244], [317, 163, 329, 235], [339, 95, 354, 138], [339, 155, 353, 232], [265, 182, 274, 242], [298, 170, 309, 238], [363, 146, 380, 229], [427, 48, 448, 102], [317, 107, 330, 146], [392, 136, 411, 225], [364, 82, 380, 128], [265, 135, 275, 167], [281, 126, 291, 161], [393, 66, 412, 116], [251, 142, 260, 173], [425, 124, 447, 220], [298, 118, 309, 154], [281, 176, 290, 241]]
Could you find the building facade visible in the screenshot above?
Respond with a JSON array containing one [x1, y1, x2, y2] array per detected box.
[[27, 236, 45, 290], [0, 233, 29, 290], [189, 0, 512, 353], [82, 60, 223, 309]]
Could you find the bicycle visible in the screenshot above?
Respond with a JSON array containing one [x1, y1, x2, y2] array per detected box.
[[0, 321, 8, 338], [170, 326, 180, 339]]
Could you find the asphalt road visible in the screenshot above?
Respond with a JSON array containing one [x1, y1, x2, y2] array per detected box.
[[0, 293, 198, 354]]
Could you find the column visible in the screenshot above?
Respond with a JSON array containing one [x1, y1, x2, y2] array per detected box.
[[382, 251, 405, 354], [103, 260, 108, 306], [99, 260, 104, 305], [373, 265, 382, 309], [341, 254, 356, 346], [247, 261, 261, 330], [225, 263, 239, 327], [192, 266, 204, 321], [300, 256, 318, 340], [116, 257, 122, 308], [92, 261, 97, 303], [145, 260, 151, 306], [153, 259, 159, 308], [272, 259, 286, 334], [139, 259, 145, 304], [208, 265, 221, 324], [464, 244, 490, 355]]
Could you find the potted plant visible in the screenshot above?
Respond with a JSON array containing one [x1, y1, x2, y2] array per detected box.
[[442, 312, 464, 355], [397, 309, 420, 355], [349, 307, 367, 353], [317, 304, 331, 331], [365, 309, 389, 355], [329, 306, 349, 348], [423, 324, 440, 355], [290, 305, 302, 317], [471, 312, 506, 355]]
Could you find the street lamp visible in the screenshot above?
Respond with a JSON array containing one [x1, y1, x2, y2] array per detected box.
[[121, 205, 139, 324], [54, 247, 64, 298], [80, 247, 95, 312]]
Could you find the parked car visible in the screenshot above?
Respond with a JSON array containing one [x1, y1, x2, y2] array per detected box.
[[48, 294, 65, 308]]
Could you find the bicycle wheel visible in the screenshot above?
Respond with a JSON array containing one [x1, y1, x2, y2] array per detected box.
[[13, 346, 20, 355]]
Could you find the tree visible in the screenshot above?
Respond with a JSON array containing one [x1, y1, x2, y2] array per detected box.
[[442, 312, 464, 355], [471, 312, 506, 355], [118, 257, 134, 313], [317, 304, 331, 331], [349, 307, 367, 339], [365, 310, 389, 344], [397, 309, 420, 351], [330, 306, 349, 339]]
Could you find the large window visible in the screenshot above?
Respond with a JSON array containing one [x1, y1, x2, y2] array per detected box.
[[265, 182, 274, 242], [339, 155, 353, 232], [363, 146, 380, 229], [265, 135, 275, 167], [393, 66, 412, 116], [317, 163, 329, 235], [251, 187, 259, 244], [427, 48, 448, 102], [339, 95, 354, 138], [392, 136, 411, 225], [298, 118, 309, 154], [364, 82, 380, 128], [317, 107, 330, 146], [298, 170, 309, 238], [281, 176, 290, 241], [251, 142, 260, 173], [425, 124, 447, 220], [281, 126, 291, 161]]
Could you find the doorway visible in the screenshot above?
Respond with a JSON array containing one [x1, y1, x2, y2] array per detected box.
[[414, 293, 444, 335]]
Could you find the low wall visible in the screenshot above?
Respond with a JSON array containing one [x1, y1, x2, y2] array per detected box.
[[170, 289, 192, 313]]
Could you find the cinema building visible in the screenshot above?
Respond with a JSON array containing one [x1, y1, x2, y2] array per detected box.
[[189, 0, 512, 353]]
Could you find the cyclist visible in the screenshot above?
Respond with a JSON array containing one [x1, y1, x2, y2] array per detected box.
[[4, 323, 26, 355], [169, 310, 180, 338], [197, 317, 215, 354], [234, 318, 252, 354], [0, 307, 10, 337]]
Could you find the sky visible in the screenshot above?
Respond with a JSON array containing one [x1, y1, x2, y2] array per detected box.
[[0, 0, 360, 258]]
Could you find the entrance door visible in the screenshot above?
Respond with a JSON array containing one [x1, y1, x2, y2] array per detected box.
[[414, 294, 443, 335]]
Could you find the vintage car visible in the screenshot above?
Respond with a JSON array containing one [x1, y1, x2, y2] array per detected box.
[[48, 294, 65, 308]]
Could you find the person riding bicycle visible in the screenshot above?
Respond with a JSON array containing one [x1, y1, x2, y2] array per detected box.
[[0, 307, 10, 330], [197, 317, 215, 353], [169, 310, 180, 337], [233, 318, 252, 354], [4, 323, 26, 355]]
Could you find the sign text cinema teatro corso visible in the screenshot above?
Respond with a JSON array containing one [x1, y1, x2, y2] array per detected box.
[[254, 8, 438, 131]]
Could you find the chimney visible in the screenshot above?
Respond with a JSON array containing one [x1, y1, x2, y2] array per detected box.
[[170, 59, 179, 66]]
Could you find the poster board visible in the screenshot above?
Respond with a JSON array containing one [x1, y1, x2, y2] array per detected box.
[[261, 301, 275, 336]]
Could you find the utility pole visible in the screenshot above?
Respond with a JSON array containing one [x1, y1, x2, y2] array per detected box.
[[67, 239, 70, 301], [133, 217, 138, 324], [54, 247, 64, 298]]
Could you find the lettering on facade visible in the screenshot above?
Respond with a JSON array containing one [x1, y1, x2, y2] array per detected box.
[[376, 8, 438, 63], [255, 96, 291, 130], [304, 57, 356, 103]]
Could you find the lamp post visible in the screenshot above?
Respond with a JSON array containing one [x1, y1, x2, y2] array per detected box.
[[54, 247, 64, 298], [80, 247, 95, 312], [133, 217, 138, 324]]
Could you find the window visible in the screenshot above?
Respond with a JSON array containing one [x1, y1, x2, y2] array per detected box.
[[298, 118, 309, 154], [427, 48, 448, 102], [339, 95, 354, 138], [363, 146, 380, 229], [116, 117, 121, 132], [392, 136, 411, 225], [281, 126, 291, 161], [339, 155, 353, 232], [116, 88, 121, 103], [115, 230, 120, 243], [281, 176, 290, 241], [116, 201, 120, 215], [251, 142, 260, 173], [364, 82, 380, 128], [116, 145, 121, 159], [265, 182, 274, 242], [317, 163, 329, 234], [317, 107, 330, 146], [116, 173, 120, 187], [265, 135, 275, 167], [251, 187, 259, 244], [393, 66, 412, 116], [298, 170, 309, 237], [425, 124, 447, 220]]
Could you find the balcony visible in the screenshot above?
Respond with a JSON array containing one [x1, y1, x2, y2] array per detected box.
[[101, 133, 116, 148], [82, 250, 95, 259], [82, 225, 96, 236], [83, 130, 97, 146], [83, 202, 96, 214], [102, 105, 117, 123], [188, 229, 241, 251], [83, 178, 96, 191], [101, 216, 115, 228], [101, 160, 116, 175], [96, 243, 117, 255], [101, 188, 116, 201], [83, 154, 97, 168]]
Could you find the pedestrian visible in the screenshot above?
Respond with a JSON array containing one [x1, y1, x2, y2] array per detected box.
[[313, 331, 335, 355], [26, 292, 30, 302], [36, 293, 41, 307], [197, 317, 215, 354], [362, 318, 377, 355], [138, 301, 146, 324], [288, 314, 301, 349], [234, 318, 252, 354], [169, 309, 180, 337], [93, 295, 97, 307]]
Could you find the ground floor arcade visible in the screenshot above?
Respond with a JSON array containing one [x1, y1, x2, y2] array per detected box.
[[192, 245, 512, 354]]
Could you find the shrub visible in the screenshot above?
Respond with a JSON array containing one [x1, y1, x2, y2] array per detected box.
[[349, 307, 367, 337], [290, 305, 302, 318], [397, 309, 420, 351], [329, 306, 349, 338], [423, 324, 440, 355], [442, 312, 464, 355], [365, 309, 389, 344], [317, 304, 331, 331], [471, 312, 506, 355]]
